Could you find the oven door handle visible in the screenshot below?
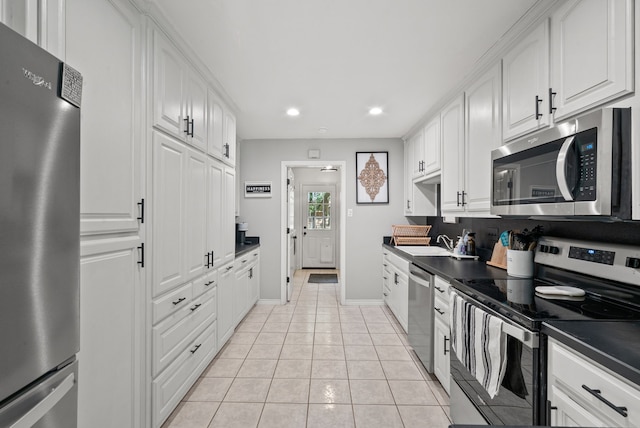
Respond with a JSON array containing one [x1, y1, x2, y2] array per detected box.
[[502, 322, 537, 347], [556, 135, 576, 201]]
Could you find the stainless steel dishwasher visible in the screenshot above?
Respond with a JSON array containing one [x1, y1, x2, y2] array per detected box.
[[408, 263, 434, 373]]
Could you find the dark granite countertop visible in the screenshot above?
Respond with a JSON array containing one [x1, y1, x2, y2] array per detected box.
[[542, 320, 640, 387], [382, 243, 511, 282], [235, 237, 260, 257]]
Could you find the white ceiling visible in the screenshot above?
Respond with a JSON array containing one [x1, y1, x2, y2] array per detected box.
[[149, 0, 538, 140]]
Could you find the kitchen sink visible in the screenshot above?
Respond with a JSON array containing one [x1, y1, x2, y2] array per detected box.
[[394, 246, 451, 257], [395, 246, 479, 259]]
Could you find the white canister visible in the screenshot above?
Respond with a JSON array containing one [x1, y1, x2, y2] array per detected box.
[[507, 249, 534, 278]]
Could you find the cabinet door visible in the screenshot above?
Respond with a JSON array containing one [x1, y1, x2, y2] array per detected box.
[[549, 386, 606, 427], [207, 159, 224, 268], [249, 255, 260, 305], [79, 236, 143, 428], [433, 316, 450, 395], [185, 70, 208, 151], [217, 264, 235, 348], [502, 20, 550, 141], [207, 90, 225, 160], [423, 117, 441, 176], [234, 267, 249, 325], [153, 29, 185, 139], [153, 132, 186, 296], [222, 167, 236, 265], [550, 0, 633, 120], [396, 271, 409, 333], [67, 0, 143, 235], [465, 63, 501, 214], [411, 130, 425, 179], [185, 148, 207, 280], [223, 111, 237, 166], [403, 140, 414, 215], [440, 95, 465, 213], [0, 0, 38, 43]]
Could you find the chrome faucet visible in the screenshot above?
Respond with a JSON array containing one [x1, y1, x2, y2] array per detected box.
[[436, 234, 454, 251]]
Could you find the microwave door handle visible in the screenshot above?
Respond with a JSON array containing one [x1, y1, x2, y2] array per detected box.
[[556, 136, 575, 201]]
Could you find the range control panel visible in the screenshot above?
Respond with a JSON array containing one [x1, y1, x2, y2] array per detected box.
[[568, 246, 615, 265], [535, 237, 640, 285]]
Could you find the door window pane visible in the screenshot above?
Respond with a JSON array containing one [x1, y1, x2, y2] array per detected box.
[[306, 191, 331, 230]]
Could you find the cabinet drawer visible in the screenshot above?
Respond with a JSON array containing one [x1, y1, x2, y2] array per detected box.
[[152, 320, 217, 427], [433, 276, 450, 297], [194, 270, 217, 298], [549, 339, 640, 426], [433, 294, 449, 324], [153, 282, 193, 325], [386, 251, 410, 272], [152, 289, 216, 376]]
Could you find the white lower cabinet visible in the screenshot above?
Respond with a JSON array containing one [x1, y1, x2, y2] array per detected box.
[[152, 320, 217, 427], [79, 236, 144, 428], [217, 262, 236, 348], [548, 338, 640, 427], [381, 248, 409, 332], [432, 276, 451, 394], [234, 249, 261, 325]]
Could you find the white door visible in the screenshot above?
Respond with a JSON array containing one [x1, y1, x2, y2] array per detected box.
[[184, 148, 207, 280], [302, 185, 336, 268], [286, 169, 296, 301]]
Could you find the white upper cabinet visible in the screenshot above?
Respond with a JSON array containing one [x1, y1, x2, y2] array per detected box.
[[223, 111, 237, 166], [440, 95, 466, 214], [441, 64, 500, 217], [0, 0, 64, 57], [410, 129, 424, 180], [207, 90, 225, 160], [185, 71, 208, 152], [153, 30, 185, 138], [550, 0, 634, 120], [502, 20, 550, 141], [422, 116, 441, 178], [152, 28, 208, 149], [464, 63, 502, 214], [67, 0, 143, 236]]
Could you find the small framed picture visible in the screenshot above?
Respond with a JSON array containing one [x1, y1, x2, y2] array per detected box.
[[356, 152, 389, 204]]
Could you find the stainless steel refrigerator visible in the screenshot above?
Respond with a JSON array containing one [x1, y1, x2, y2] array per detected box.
[[0, 22, 81, 428]]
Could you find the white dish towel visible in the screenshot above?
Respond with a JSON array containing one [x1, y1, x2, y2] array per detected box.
[[450, 290, 508, 398]]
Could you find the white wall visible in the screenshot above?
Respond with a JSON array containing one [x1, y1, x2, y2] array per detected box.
[[238, 138, 407, 302]]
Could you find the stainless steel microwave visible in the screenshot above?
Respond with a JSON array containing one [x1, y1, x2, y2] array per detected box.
[[491, 108, 631, 219]]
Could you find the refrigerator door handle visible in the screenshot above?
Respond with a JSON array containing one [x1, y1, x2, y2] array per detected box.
[[9, 373, 75, 428]]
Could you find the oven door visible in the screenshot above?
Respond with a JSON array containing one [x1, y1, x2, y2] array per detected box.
[[449, 296, 541, 426]]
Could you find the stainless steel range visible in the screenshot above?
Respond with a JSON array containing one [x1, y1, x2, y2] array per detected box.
[[449, 237, 640, 426]]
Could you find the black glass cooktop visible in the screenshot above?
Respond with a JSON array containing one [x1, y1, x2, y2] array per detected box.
[[452, 275, 640, 331]]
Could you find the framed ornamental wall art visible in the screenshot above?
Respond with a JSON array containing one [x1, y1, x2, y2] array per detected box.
[[356, 151, 389, 204]]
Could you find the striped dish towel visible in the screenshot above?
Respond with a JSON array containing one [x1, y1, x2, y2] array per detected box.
[[450, 290, 507, 398]]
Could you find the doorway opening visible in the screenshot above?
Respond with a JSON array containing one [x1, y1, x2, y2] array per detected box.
[[280, 161, 346, 305]]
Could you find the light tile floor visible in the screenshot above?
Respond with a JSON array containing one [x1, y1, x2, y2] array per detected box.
[[162, 269, 451, 428]]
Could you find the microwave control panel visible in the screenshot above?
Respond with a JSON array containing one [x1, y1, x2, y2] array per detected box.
[[575, 130, 597, 201]]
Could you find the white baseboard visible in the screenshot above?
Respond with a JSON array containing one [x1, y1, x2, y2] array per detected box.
[[257, 299, 281, 305], [343, 299, 385, 306]]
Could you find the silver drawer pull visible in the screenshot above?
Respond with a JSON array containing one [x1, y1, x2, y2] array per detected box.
[[581, 385, 628, 417]]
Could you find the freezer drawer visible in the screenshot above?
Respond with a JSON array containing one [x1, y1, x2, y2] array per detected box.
[[0, 360, 78, 428]]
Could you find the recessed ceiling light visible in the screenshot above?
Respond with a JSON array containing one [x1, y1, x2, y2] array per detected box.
[[369, 107, 383, 115], [321, 165, 338, 172], [286, 108, 300, 117], [317, 127, 328, 134]]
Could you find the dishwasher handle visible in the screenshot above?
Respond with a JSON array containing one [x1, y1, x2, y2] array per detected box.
[[409, 264, 432, 287]]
